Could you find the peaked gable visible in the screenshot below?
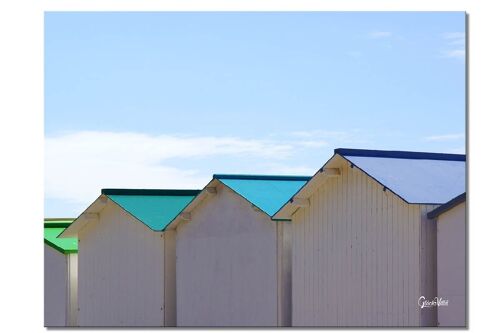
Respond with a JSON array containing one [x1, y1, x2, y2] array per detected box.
[[337, 148, 465, 204], [103, 189, 200, 231], [214, 175, 311, 217], [59, 189, 200, 237], [273, 148, 466, 220]]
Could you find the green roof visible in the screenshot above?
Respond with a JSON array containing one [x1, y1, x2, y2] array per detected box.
[[213, 174, 311, 217], [44, 219, 78, 254], [102, 189, 200, 231]]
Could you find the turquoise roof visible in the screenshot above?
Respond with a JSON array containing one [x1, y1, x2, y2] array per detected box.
[[214, 175, 311, 217], [102, 189, 200, 231]]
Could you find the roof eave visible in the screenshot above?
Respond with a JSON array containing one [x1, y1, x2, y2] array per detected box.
[[272, 204, 295, 220], [334, 148, 466, 161], [427, 192, 466, 219], [167, 178, 220, 230], [272, 154, 343, 220], [58, 195, 107, 238], [44, 240, 77, 255]]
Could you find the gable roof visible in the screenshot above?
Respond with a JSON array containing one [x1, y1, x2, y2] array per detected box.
[[337, 148, 466, 204], [427, 192, 466, 219], [168, 174, 311, 229], [44, 218, 78, 254], [214, 174, 311, 217], [103, 189, 200, 231], [273, 148, 466, 219], [59, 189, 200, 237]]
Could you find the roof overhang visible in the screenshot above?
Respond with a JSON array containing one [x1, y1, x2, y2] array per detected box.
[[58, 194, 109, 238], [273, 148, 466, 220], [427, 192, 466, 219], [167, 178, 221, 230], [272, 154, 344, 220], [168, 175, 291, 229], [44, 239, 78, 255]]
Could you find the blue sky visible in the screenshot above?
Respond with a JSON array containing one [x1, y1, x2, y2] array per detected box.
[[45, 12, 465, 217]]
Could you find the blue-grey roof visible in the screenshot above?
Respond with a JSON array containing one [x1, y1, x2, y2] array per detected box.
[[336, 148, 466, 204], [214, 174, 311, 217]]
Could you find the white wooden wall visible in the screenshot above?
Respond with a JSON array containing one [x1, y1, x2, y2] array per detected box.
[[291, 158, 438, 326], [44, 245, 68, 327], [420, 204, 439, 326], [77, 201, 165, 326], [436, 202, 466, 326], [277, 221, 292, 326], [44, 245, 78, 327], [164, 230, 177, 326], [176, 184, 285, 326]]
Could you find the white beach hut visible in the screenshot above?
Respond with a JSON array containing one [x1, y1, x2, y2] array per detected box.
[[168, 174, 310, 327], [59, 189, 199, 326], [273, 148, 466, 327], [44, 218, 78, 327], [427, 193, 466, 327]]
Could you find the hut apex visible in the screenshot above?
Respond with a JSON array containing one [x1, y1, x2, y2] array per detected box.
[[173, 174, 310, 327], [272, 148, 466, 327], [57, 189, 200, 327], [274, 148, 466, 220]]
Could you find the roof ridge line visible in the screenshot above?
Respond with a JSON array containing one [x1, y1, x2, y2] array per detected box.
[[213, 174, 312, 181], [101, 189, 201, 196], [44, 222, 73, 228], [335, 148, 466, 161]]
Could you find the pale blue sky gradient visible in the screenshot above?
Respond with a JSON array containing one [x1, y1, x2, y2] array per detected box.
[[45, 12, 466, 217]]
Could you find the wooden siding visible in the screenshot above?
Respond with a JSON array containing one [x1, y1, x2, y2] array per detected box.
[[420, 204, 439, 326], [44, 245, 68, 327], [277, 221, 292, 326], [164, 230, 177, 326], [436, 202, 466, 327], [176, 184, 282, 326], [291, 158, 437, 326], [77, 201, 165, 326]]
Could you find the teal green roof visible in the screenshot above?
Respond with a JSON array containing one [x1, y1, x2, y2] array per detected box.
[[102, 189, 200, 231], [44, 219, 78, 254], [214, 174, 311, 217]]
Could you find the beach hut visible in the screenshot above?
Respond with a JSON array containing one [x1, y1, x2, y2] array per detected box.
[[427, 193, 466, 327], [59, 189, 199, 327], [44, 218, 78, 327], [273, 148, 466, 327], [168, 174, 311, 327]]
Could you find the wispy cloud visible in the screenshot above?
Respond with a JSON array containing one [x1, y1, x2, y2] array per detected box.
[[441, 49, 466, 59], [295, 140, 329, 148], [445, 147, 466, 154], [45, 129, 369, 207], [424, 133, 465, 142], [262, 163, 317, 176], [48, 128, 464, 214], [368, 31, 392, 39], [441, 32, 465, 59], [291, 129, 354, 139], [290, 129, 368, 146], [45, 131, 297, 205], [442, 32, 465, 45]]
